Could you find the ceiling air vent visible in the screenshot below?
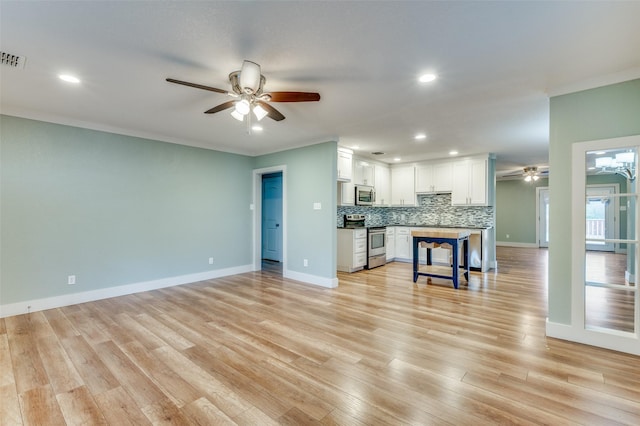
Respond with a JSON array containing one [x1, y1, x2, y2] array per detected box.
[[1, 52, 26, 69]]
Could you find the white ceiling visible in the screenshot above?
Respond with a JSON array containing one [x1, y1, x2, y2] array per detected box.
[[2, 1, 639, 176]]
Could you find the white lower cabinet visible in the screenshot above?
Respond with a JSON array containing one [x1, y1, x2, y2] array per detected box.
[[337, 228, 367, 272], [386, 227, 395, 261], [394, 227, 412, 262]]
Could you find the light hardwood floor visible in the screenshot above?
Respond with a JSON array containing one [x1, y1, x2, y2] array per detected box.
[[1, 247, 639, 425]]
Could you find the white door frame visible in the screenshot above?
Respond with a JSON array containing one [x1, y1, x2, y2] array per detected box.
[[253, 165, 287, 272], [568, 135, 639, 355]]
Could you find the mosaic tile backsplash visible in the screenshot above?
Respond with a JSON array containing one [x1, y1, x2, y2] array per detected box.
[[337, 193, 494, 228]]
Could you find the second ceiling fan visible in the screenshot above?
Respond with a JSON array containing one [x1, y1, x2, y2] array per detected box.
[[166, 60, 320, 123]]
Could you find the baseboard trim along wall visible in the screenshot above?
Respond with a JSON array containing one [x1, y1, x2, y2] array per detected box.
[[0, 264, 253, 318], [496, 241, 539, 248], [284, 269, 339, 288]]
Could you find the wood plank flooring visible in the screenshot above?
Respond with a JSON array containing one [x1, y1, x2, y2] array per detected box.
[[2, 247, 640, 425]]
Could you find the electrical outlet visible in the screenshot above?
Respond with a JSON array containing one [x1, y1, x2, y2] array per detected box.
[[209, 257, 214, 265], [303, 259, 308, 267], [68, 275, 76, 285]]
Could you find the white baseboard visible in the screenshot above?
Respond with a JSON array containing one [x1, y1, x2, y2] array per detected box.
[[284, 269, 339, 288], [0, 264, 253, 318], [496, 241, 539, 248]]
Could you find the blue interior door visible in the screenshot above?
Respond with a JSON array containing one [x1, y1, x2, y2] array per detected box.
[[262, 173, 283, 262]]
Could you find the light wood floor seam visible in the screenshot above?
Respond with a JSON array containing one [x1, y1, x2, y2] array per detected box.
[[1, 247, 639, 425]]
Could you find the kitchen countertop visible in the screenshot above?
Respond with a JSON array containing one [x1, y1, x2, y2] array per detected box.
[[380, 224, 492, 229], [338, 224, 492, 230]]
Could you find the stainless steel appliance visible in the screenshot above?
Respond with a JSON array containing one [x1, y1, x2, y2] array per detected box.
[[343, 214, 366, 228], [355, 185, 375, 206], [367, 226, 387, 269]]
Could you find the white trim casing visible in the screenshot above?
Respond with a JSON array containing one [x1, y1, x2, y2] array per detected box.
[[0, 265, 252, 318], [565, 135, 640, 355], [546, 319, 640, 356], [252, 165, 287, 273]]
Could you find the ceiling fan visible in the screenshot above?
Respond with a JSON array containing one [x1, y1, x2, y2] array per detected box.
[[500, 166, 549, 182], [166, 60, 320, 125]]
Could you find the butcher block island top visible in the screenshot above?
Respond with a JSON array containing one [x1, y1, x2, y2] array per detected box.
[[411, 228, 471, 239]]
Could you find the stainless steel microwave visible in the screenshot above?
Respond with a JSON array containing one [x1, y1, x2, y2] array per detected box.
[[355, 185, 375, 206]]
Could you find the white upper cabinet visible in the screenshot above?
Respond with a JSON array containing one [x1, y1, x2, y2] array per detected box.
[[353, 160, 375, 186], [451, 157, 488, 206], [374, 164, 390, 206], [337, 147, 353, 182], [337, 181, 355, 206], [433, 162, 453, 192], [415, 162, 453, 193], [391, 165, 416, 206]]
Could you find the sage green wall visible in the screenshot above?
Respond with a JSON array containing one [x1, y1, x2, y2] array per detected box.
[[496, 174, 627, 245], [496, 178, 548, 244], [254, 141, 337, 279], [549, 78, 640, 325], [1, 115, 253, 305]]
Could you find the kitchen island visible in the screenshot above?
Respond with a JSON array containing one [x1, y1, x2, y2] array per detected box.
[[411, 228, 470, 289]]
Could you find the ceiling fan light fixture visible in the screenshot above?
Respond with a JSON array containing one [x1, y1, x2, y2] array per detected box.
[[239, 60, 261, 94], [231, 110, 244, 121], [523, 166, 540, 182], [253, 104, 268, 121], [235, 99, 250, 115]]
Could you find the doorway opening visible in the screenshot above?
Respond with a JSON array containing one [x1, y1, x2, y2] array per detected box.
[[252, 165, 286, 275], [261, 172, 283, 274], [537, 187, 549, 248]]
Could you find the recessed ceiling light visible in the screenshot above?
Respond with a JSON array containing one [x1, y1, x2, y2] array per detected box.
[[394, 157, 401, 162], [251, 124, 263, 132], [414, 133, 427, 140], [418, 73, 437, 83], [351, 145, 360, 150], [58, 74, 80, 84], [449, 150, 458, 156]]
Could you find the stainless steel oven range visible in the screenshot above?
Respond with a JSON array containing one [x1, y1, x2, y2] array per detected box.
[[366, 226, 386, 269], [343, 215, 386, 269]]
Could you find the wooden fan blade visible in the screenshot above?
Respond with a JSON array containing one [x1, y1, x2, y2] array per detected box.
[[256, 101, 285, 121], [267, 91, 321, 102], [166, 78, 228, 95], [204, 100, 236, 114]]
